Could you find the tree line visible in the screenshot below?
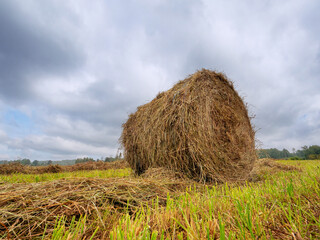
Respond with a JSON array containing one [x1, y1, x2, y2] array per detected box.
[[0, 154, 122, 166], [257, 145, 320, 160], [0, 158, 75, 166]]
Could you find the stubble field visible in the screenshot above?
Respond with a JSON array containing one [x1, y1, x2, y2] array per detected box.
[[0, 159, 319, 239]]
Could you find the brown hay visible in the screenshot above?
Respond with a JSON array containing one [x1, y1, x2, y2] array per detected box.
[[0, 160, 303, 238], [0, 163, 27, 175], [68, 160, 129, 171], [141, 167, 189, 181], [0, 177, 189, 239], [37, 164, 64, 173], [121, 69, 256, 183], [249, 158, 302, 182], [0, 160, 129, 175]]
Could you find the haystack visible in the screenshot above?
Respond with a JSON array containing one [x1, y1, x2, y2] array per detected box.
[[121, 69, 256, 183]]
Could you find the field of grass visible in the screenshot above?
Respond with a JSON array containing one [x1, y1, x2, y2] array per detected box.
[[0, 168, 131, 184], [0, 160, 319, 239]]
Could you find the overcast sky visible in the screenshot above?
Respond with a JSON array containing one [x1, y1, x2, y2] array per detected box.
[[0, 0, 319, 160]]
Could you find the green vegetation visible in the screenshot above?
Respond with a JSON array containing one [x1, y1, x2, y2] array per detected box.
[[107, 160, 320, 239], [258, 145, 320, 159], [50, 215, 99, 240], [75, 157, 96, 164], [0, 168, 131, 183], [0, 160, 319, 239]]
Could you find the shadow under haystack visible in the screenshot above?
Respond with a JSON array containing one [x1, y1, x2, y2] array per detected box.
[[121, 69, 256, 183]]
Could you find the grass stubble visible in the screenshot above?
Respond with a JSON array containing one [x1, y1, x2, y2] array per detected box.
[[0, 159, 319, 239]]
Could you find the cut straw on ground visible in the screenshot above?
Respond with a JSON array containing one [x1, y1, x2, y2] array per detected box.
[[0, 160, 129, 175], [1, 159, 315, 239]]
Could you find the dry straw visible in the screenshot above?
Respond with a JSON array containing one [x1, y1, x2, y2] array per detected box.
[[121, 69, 256, 183], [0, 160, 129, 175], [249, 158, 302, 182], [0, 177, 189, 239], [0, 159, 300, 238]]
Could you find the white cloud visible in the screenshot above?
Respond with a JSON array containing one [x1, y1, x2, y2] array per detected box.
[[0, 129, 8, 142], [7, 135, 114, 160], [0, 0, 319, 159]]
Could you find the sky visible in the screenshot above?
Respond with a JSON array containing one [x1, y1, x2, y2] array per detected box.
[[0, 0, 319, 160]]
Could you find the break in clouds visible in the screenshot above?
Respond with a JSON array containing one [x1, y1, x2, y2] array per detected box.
[[0, 0, 319, 160]]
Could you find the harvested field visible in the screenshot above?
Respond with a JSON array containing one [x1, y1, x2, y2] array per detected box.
[[1, 160, 319, 239], [0, 177, 192, 239], [141, 167, 189, 181], [0, 160, 129, 175], [249, 158, 302, 182], [121, 69, 256, 183]]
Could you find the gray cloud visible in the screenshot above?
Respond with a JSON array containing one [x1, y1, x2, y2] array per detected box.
[[0, 1, 85, 102], [0, 0, 319, 160]]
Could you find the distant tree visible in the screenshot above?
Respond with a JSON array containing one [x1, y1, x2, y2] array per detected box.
[[289, 156, 301, 160], [75, 157, 95, 164], [308, 154, 318, 160], [257, 149, 267, 158], [104, 156, 116, 162], [257, 148, 293, 159], [281, 148, 291, 158], [294, 145, 320, 159], [296, 149, 305, 159], [268, 148, 281, 159], [32, 160, 39, 166], [48, 160, 53, 165], [20, 158, 31, 165], [307, 145, 320, 157]]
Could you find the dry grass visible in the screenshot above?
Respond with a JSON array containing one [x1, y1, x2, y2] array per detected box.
[[141, 167, 190, 181], [0, 177, 190, 239], [248, 158, 302, 182], [121, 69, 256, 183], [0, 159, 315, 239], [0, 160, 129, 175]]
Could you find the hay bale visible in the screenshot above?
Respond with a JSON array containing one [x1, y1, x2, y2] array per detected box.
[[121, 69, 256, 183]]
